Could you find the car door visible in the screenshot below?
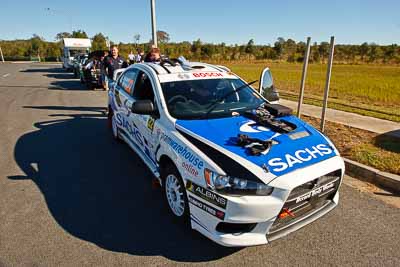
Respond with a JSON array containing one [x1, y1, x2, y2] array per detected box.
[[129, 70, 160, 165], [259, 68, 280, 103], [113, 68, 144, 149]]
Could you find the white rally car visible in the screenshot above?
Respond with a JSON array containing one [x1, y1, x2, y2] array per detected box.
[[107, 58, 344, 247]]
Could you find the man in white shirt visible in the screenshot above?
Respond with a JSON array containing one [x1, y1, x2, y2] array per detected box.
[[128, 51, 135, 64]]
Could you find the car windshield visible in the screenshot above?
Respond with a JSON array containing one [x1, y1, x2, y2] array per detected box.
[[161, 78, 265, 119]]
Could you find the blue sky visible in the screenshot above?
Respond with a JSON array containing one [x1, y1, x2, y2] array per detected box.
[[0, 0, 399, 45]]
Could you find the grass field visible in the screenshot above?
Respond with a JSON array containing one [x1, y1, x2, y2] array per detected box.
[[222, 62, 400, 122]]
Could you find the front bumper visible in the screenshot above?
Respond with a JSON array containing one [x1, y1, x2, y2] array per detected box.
[[188, 155, 345, 247]]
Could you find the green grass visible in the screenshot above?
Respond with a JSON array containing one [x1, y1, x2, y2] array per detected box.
[[350, 143, 400, 175], [221, 61, 400, 122]]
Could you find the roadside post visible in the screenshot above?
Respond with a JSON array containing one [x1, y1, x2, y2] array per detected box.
[[297, 37, 311, 118], [0, 45, 4, 62], [150, 0, 158, 48], [320, 36, 335, 132]]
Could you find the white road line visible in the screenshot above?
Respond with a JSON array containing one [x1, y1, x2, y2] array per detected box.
[[2, 73, 10, 77]]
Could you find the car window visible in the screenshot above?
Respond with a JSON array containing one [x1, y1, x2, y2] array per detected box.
[[132, 71, 155, 102], [118, 69, 139, 95]]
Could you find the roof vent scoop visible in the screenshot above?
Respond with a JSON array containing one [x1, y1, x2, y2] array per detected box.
[[177, 56, 188, 64], [171, 56, 194, 71]]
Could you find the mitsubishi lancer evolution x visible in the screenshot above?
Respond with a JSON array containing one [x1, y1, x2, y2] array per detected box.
[[107, 57, 344, 247]]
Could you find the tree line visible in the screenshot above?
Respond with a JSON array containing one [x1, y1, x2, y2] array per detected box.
[[1, 30, 399, 64]]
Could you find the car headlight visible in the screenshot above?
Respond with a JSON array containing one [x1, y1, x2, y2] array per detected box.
[[204, 168, 273, 196]]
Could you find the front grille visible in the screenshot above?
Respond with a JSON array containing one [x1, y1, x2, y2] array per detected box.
[[268, 170, 342, 235]]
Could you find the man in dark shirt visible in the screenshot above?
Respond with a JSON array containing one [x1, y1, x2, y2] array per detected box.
[[103, 45, 127, 80]]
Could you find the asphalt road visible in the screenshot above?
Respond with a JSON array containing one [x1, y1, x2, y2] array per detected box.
[[0, 62, 399, 266]]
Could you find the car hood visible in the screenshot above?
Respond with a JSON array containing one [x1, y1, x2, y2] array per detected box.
[[175, 115, 338, 180]]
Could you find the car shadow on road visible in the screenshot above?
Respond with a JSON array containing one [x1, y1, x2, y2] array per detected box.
[[9, 106, 239, 262], [48, 80, 88, 90], [21, 67, 94, 91], [46, 72, 76, 80], [21, 67, 65, 74]]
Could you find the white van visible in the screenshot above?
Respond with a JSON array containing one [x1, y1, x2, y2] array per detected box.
[[61, 38, 91, 70]]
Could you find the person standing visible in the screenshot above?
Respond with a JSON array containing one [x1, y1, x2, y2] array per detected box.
[[128, 50, 135, 64], [144, 47, 161, 63], [133, 48, 143, 63], [103, 45, 127, 80]]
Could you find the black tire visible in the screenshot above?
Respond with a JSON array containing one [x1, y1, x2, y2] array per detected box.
[[86, 82, 93, 90], [162, 163, 190, 226], [108, 108, 121, 142]]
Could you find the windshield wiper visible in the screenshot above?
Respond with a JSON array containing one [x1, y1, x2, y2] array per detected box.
[[202, 80, 258, 119]]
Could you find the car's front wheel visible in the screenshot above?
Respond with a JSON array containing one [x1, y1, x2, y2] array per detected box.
[[162, 164, 190, 225], [86, 82, 93, 90]]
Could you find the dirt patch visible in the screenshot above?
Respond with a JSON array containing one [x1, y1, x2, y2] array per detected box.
[[302, 116, 400, 175]]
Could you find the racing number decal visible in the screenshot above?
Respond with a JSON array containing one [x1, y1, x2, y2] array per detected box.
[[147, 117, 155, 132]]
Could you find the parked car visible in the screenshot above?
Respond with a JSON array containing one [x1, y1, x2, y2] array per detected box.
[[107, 58, 345, 247], [79, 50, 107, 90], [72, 54, 88, 78]]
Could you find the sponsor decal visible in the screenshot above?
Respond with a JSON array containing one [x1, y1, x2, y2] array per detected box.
[[239, 120, 270, 133], [188, 196, 225, 220], [116, 113, 143, 146], [116, 113, 157, 164], [147, 117, 155, 132], [192, 72, 223, 78], [187, 181, 227, 209], [268, 144, 333, 172], [161, 133, 204, 170], [295, 181, 335, 203], [182, 162, 199, 177]]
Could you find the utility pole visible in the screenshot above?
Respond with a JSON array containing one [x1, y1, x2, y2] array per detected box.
[[320, 36, 335, 133], [105, 37, 110, 49], [150, 0, 157, 48], [0, 44, 4, 62]]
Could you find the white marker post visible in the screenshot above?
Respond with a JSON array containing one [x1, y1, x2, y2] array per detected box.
[[320, 36, 335, 132], [150, 0, 158, 48], [0, 45, 4, 62], [297, 37, 311, 118]]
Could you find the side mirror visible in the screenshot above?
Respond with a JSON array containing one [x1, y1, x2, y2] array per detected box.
[[259, 68, 280, 103], [131, 100, 155, 115]]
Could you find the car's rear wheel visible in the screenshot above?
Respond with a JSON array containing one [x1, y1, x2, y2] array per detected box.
[[108, 108, 120, 141], [162, 164, 190, 225]]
